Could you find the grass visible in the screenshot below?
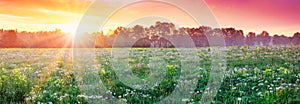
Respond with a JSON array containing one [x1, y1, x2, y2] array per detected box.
[[0, 46, 299, 103]]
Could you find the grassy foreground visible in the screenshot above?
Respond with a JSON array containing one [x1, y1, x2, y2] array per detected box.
[[0, 46, 299, 103]]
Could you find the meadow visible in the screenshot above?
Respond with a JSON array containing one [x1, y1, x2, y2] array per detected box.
[[0, 46, 299, 104]]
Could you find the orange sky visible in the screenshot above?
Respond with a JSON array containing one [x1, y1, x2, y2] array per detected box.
[[0, 0, 92, 34], [0, 0, 299, 36]]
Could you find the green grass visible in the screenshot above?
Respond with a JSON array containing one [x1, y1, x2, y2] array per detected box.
[[0, 46, 299, 103]]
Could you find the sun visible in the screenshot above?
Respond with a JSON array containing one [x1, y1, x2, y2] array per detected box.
[[54, 23, 79, 38]]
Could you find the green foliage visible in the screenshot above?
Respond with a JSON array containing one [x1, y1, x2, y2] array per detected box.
[[98, 49, 181, 103], [0, 68, 32, 103], [33, 69, 88, 104], [0, 46, 299, 103]]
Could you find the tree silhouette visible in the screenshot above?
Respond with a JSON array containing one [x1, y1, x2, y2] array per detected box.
[[0, 21, 299, 48], [273, 35, 291, 45], [257, 31, 271, 45], [0, 30, 18, 48], [291, 32, 300, 45], [245, 32, 256, 46]]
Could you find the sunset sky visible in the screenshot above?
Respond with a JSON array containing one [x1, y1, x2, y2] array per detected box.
[[0, 0, 299, 36]]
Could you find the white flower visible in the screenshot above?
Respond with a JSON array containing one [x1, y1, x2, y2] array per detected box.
[[257, 92, 263, 96], [25, 97, 31, 101], [182, 98, 189, 102], [232, 87, 237, 90]]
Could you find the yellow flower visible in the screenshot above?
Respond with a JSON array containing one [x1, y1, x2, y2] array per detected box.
[[166, 65, 175, 70], [278, 67, 287, 74], [246, 53, 252, 58], [57, 60, 64, 68], [265, 68, 272, 73], [197, 52, 204, 57], [12, 68, 21, 74]]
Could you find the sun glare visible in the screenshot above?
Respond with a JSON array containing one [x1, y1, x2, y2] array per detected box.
[[53, 23, 79, 37]]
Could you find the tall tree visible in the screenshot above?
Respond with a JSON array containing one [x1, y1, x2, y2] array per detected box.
[[245, 32, 256, 46], [0, 30, 18, 48], [257, 31, 271, 45], [291, 32, 300, 45]]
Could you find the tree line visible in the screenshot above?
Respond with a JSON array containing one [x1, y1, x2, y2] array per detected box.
[[0, 22, 299, 48], [0, 29, 72, 48]]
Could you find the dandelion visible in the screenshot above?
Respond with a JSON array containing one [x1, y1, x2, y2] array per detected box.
[[265, 68, 272, 73], [257, 92, 263, 97], [182, 98, 189, 102], [166, 65, 175, 70], [232, 87, 237, 90], [25, 97, 31, 101]]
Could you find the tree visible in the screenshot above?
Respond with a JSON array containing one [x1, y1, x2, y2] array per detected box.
[[222, 28, 244, 46], [245, 32, 256, 46], [133, 25, 145, 37], [273, 35, 291, 45], [0, 30, 18, 48], [291, 32, 300, 45], [257, 31, 271, 45]]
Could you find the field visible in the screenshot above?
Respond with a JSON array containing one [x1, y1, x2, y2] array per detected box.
[[0, 46, 300, 103]]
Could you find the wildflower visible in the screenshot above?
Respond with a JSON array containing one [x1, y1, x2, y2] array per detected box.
[[257, 92, 263, 97], [166, 65, 175, 70], [232, 87, 237, 90], [278, 67, 287, 74], [182, 98, 189, 102], [25, 97, 31, 101], [265, 68, 272, 73]]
